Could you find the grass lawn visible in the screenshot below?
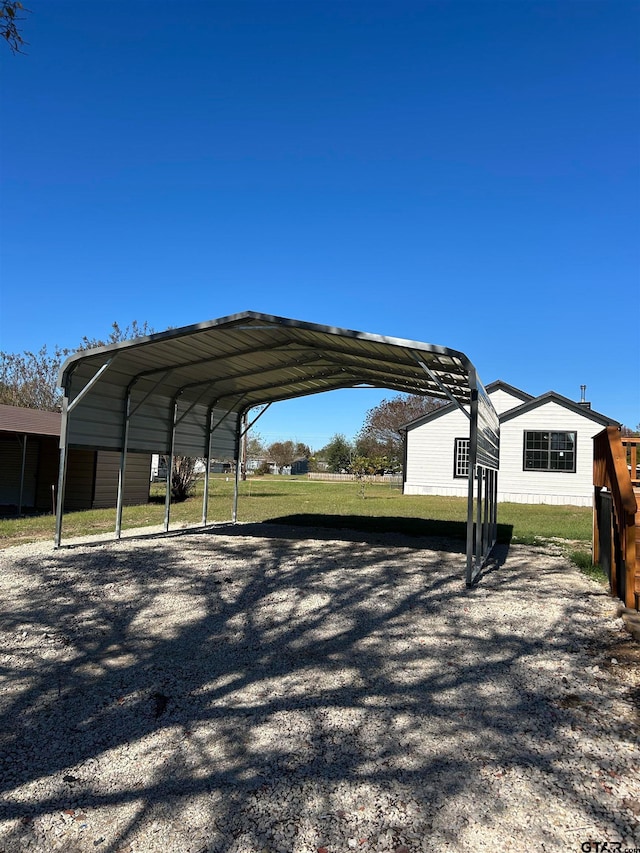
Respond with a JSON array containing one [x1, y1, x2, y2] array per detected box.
[[0, 475, 593, 549]]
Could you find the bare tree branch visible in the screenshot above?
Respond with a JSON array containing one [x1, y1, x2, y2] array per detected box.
[[1, 1, 29, 54]]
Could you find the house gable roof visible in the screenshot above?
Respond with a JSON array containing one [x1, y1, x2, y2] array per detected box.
[[401, 378, 530, 432], [499, 391, 618, 427], [484, 380, 533, 404], [0, 404, 61, 437], [402, 383, 619, 432], [401, 400, 458, 432]]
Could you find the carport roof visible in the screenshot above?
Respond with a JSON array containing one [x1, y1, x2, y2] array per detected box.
[[58, 310, 480, 412]]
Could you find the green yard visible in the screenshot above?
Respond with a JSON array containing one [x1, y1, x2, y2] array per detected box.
[[0, 475, 593, 549]]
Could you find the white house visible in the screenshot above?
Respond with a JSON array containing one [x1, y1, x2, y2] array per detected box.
[[403, 381, 619, 507]]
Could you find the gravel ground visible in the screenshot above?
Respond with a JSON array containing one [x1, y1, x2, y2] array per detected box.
[[0, 523, 638, 853]]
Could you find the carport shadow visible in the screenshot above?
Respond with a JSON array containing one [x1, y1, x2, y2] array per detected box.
[[250, 513, 513, 548], [54, 516, 513, 561]]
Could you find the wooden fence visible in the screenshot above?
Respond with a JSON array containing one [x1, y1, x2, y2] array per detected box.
[[307, 472, 402, 485]]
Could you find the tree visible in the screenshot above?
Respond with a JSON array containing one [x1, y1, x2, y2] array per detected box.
[[267, 440, 296, 473], [76, 320, 154, 351], [0, 321, 155, 411], [0, 345, 67, 410], [1, 1, 29, 54], [356, 393, 447, 471], [167, 455, 198, 502], [294, 441, 311, 459], [322, 433, 353, 473], [350, 454, 377, 498], [246, 432, 266, 461], [621, 423, 640, 437]]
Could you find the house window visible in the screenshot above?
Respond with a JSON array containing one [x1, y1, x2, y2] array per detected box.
[[523, 431, 576, 472], [454, 438, 470, 478]]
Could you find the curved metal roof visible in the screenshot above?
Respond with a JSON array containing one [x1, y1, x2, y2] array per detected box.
[[58, 311, 488, 457]]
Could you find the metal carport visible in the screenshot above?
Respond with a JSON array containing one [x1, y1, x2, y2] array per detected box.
[[55, 311, 500, 584]]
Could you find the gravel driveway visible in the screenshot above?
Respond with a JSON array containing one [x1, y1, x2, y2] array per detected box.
[[0, 523, 638, 853]]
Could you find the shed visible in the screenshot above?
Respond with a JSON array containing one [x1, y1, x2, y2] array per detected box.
[[0, 404, 151, 514]]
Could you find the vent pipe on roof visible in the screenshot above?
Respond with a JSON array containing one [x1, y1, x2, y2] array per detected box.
[[579, 384, 591, 409]]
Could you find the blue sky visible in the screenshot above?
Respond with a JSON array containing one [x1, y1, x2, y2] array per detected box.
[[1, 0, 638, 446]]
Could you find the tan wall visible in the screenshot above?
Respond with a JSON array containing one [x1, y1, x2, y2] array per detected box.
[[0, 435, 151, 513], [65, 450, 96, 510], [93, 451, 151, 508], [35, 436, 59, 510], [0, 434, 39, 507]]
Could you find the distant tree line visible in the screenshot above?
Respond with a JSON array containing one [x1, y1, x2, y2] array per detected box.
[[244, 394, 448, 478]]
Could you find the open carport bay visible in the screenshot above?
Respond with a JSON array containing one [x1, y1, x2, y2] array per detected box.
[[0, 525, 638, 852]]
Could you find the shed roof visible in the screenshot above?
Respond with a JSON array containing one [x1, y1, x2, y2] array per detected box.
[[58, 311, 492, 458], [0, 404, 61, 437]]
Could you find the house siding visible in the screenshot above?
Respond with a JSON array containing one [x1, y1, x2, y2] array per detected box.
[[404, 386, 613, 507], [404, 407, 470, 498], [488, 388, 528, 416], [497, 402, 602, 506]]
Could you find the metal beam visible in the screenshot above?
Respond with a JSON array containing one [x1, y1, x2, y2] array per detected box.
[[466, 375, 479, 585], [115, 382, 136, 539], [67, 358, 115, 413], [241, 402, 272, 437], [414, 355, 471, 418], [54, 394, 70, 548], [202, 404, 216, 526], [164, 396, 180, 532], [232, 414, 243, 523]]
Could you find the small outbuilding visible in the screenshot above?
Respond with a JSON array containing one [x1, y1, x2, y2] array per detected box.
[[0, 404, 151, 514]]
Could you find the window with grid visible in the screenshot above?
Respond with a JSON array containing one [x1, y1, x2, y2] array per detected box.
[[523, 431, 576, 472], [454, 437, 470, 478]]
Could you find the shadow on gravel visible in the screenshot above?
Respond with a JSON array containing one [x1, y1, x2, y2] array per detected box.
[[266, 513, 514, 545], [0, 525, 635, 852]]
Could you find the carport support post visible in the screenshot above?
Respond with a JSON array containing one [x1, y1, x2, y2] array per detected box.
[[54, 397, 70, 548], [164, 397, 179, 533], [54, 358, 114, 548], [202, 406, 214, 525], [232, 413, 243, 523], [115, 383, 135, 539], [465, 383, 479, 585]]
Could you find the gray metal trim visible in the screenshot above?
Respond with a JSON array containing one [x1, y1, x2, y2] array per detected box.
[[57, 311, 472, 380], [67, 358, 115, 413], [54, 393, 70, 548], [413, 356, 471, 419], [115, 383, 134, 539], [164, 398, 179, 532]]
